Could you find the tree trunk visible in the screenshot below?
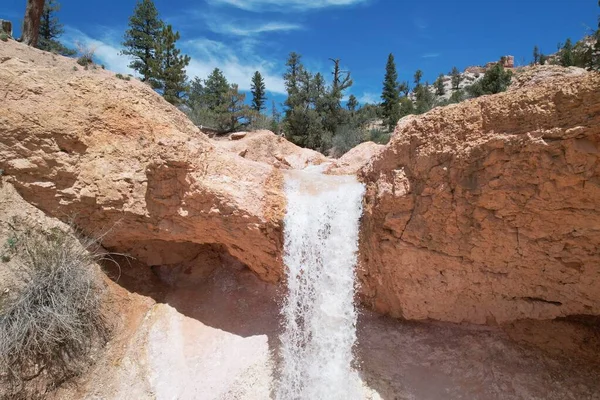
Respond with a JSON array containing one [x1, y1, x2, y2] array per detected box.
[[20, 0, 45, 46]]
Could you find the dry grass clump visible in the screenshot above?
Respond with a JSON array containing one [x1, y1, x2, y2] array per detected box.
[[0, 223, 111, 399]]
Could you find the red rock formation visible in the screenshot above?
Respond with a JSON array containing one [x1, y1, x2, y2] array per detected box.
[[358, 70, 600, 323]]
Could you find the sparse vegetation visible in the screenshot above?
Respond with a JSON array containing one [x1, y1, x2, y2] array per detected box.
[[0, 222, 111, 399], [75, 41, 96, 67], [0, 33, 8, 42], [115, 73, 131, 81]]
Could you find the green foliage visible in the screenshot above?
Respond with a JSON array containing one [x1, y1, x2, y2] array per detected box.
[[413, 69, 423, 88], [559, 38, 575, 67], [72, 66, 78, 71], [122, 0, 163, 82], [282, 53, 354, 152], [381, 53, 401, 132], [250, 71, 267, 112], [434, 74, 445, 96], [77, 55, 92, 66], [539, 53, 547, 65], [151, 24, 190, 105], [331, 124, 366, 157], [0, 33, 8, 42], [186, 69, 253, 133], [414, 83, 435, 114], [466, 63, 512, 97], [450, 66, 462, 90], [347, 94, 359, 112], [533, 45, 540, 64], [36, 0, 76, 56], [115, 73, 131, 81], [368, 129, 391, 145]]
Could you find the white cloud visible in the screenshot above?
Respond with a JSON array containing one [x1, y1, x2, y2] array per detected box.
[[207, 21, 302, 36], [182, 38, 286, 94], [62, 27, 135, 75], [206, 0, 370, 12], [421, 53, 441, 58], [357, 91, 380, 104], [61, 27, 287, 95]]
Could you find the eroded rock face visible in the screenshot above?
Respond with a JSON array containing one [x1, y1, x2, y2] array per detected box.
[[0, 41, 285, 283], [358, 70, 600, 324], [1, 41, 599, 325]]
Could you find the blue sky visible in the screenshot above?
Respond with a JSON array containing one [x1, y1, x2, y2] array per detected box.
[[2, 0, 598, 106]]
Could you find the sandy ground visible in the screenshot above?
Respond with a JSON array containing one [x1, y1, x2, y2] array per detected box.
[[105, 257, 600, 400]]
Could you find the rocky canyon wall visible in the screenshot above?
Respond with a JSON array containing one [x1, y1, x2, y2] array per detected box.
[[1, 41, 599, 324], [358, 69, 600, 323]]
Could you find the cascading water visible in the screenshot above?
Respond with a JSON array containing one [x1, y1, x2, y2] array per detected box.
[[277, 166, 366, 400]]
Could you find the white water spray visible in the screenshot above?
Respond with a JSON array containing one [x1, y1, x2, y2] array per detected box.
[[277, 166, 365, 400]]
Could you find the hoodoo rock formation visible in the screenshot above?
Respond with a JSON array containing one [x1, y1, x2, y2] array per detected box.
[[1, 40, 599, 324]]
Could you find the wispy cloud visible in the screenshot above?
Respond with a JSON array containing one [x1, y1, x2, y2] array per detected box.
[[62, 27, 287, 95], [206, 0, 370, 12], [357, 91, 380, 105], [63, 26, 135, 75], [182, 38, 286, 93], [421, 53, 441, 58], [207, 20, 303, 36]]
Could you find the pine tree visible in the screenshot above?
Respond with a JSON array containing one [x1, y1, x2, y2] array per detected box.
[[532, 45, 540, 64], [250, 71, 267, 112], [560, 38, 574, 67], [36, 0, 75, 56], [381, 53, 401, 132], [434, 74, 445, 96], [152, 24, 190, 105], [204, 68, 230, 111], [450, 66, 462, 90], [122, 0, 163, 82], [347, 94, 359, 112], [414, 69, 423, 88]]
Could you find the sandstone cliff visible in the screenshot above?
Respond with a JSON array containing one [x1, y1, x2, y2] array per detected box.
[[0, 40, 284, 283], [359, 70, 600, 323]]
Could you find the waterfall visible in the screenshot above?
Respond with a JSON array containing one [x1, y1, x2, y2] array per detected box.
[[277, 166, 365, 400]]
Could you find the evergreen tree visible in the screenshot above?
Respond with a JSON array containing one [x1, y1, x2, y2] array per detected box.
[[413, 69, 423, 88], [532, 45, 540, 64], [434, 74, 445, 96], [122, 0, 163, 82], [415, 83, 435, 114], [381, 53, 401, 131], [152, 24, 190, 105], [539, 53, 547, 65], [215, 84, 249, 133], [36, 0, 75, 56], [250, 71, 267, 112], [347, 94, 359, 112], [560, 38, 574, 67], [450, 66, 462, 90], [467, 63, 512, 97], [204, 68, 230, 111]]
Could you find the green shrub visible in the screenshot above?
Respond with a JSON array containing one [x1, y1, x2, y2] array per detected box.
[[466, 63, 512, 98], [115, 73, 131, 81], [0, 223, 111, 399], [77, 55, 93, 67], [331, 124, 367, 157], [0, 33, 8, 42], [368, 129, 391, 145]]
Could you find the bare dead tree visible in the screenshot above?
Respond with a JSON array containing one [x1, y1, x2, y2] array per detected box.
[[20, 0, 45, 46]]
